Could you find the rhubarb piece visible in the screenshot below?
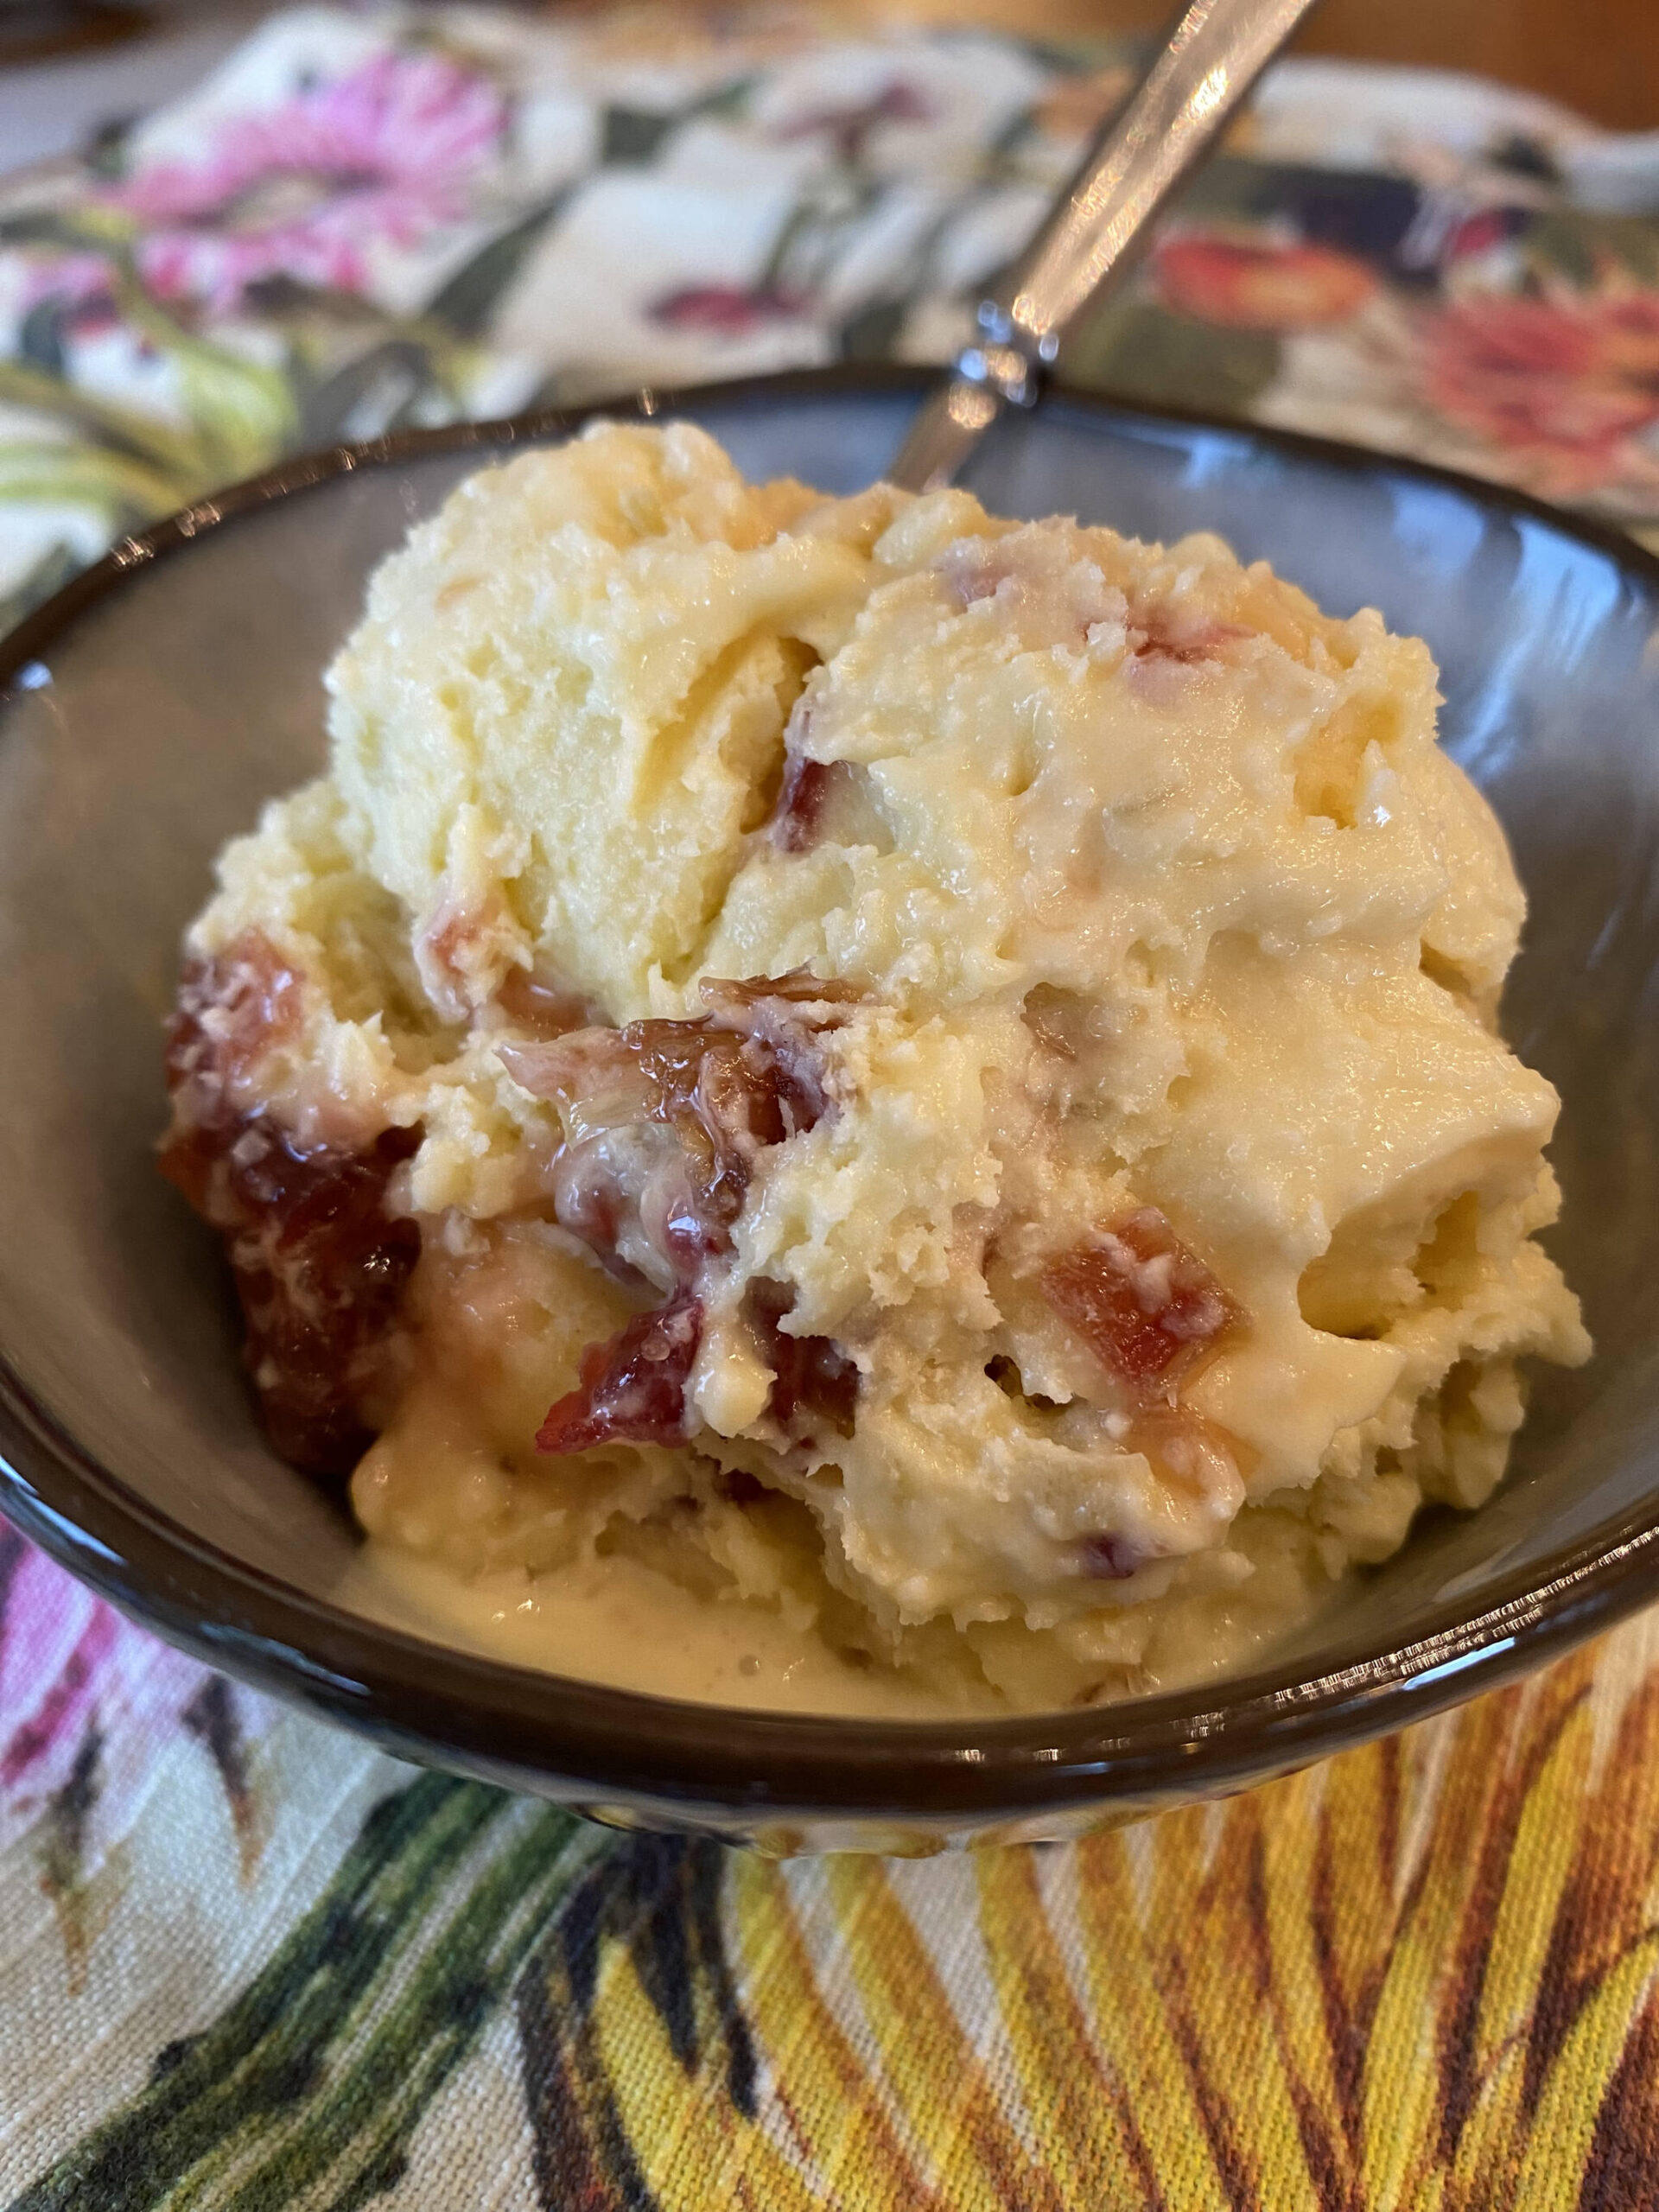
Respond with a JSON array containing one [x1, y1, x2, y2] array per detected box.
[[773, 753, 836, 852], [770, 754, 874, 853], [1040, 1208, 1236, 1397], [164, 936, 301, 1126], [747, 1279, 859, 1440], [1079, 1533, 1146, 1580], [499, 978, 850, 1286], [536, 1291, 703, 1453], [495, 968, 600, 1037], [1127, 603, 1249, 664], [162, 938, 421, 1477]]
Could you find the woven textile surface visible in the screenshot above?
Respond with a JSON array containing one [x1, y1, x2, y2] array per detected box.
[[3, 8, 1659, 2203]]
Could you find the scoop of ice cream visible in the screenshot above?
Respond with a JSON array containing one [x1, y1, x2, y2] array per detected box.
[[179, 419, 1587, 1706], [323, 421, 887, 1023]]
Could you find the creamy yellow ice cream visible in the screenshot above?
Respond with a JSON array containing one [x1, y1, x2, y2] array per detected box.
[[168, 419, 1588, 1713]]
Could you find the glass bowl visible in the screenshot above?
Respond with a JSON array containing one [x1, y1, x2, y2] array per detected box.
[[2, 365, 1656, 1853]]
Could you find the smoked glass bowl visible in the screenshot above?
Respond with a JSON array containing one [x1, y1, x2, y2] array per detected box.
[[2, 366, 1656, 1852]]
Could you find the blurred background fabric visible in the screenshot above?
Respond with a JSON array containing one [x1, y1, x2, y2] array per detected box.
[[2, 0, 1657, 642], [2, 6, 1659, 2206]]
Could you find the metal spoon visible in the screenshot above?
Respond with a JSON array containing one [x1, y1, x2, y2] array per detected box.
[[886, 0, 1321, 493]]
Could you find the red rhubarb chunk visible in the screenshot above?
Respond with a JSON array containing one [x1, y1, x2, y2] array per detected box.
[[1127, 604, 1249, 664], [161, 938, 422, 1478], [1040, 1207, 1236, 1396], [699, 969, 863, 1015], [164, 936, 302, 1124], [773, 754, 836, 853], [495, 969, 600, 1037], [537, 1292, 703, 1453], [747, 1279, 859, 1440], [161, 1110, 421, 1479], [768, 754, 875, 855], [501, 985, 852, 1284], [1079, 1533, 1146, 1580]]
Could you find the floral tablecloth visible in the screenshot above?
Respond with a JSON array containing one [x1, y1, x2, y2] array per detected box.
[[3, 8, 1659, 2205]]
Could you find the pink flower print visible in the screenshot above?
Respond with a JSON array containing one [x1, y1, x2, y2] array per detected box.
[[2, 248, 126, 365], [1421, 281, 1659, 499], [17, 250, 118, 317], [111, 51, 506, 311], [0, 1522, 266, 1889]]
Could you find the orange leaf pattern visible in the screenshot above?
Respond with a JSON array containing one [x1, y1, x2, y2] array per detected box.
[[502, 1624, 1659, 2209]]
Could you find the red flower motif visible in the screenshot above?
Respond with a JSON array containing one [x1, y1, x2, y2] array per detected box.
[[1421, 283, 1659, 498], [1444, 208, 1513, 265], [650, 283, 809, 337], [1154, 234, 1376, 331], [774, 79, 932, 163]]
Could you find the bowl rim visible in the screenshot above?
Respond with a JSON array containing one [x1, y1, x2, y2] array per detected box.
[[3, 359, 1657, 1822]]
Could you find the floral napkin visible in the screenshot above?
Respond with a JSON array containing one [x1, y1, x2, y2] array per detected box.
[[3, 7, 1659, 2204], [3, 0, 1657, 640]]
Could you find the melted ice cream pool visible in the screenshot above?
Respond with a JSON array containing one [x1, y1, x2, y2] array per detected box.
[[340, 1550, 990, 1717]]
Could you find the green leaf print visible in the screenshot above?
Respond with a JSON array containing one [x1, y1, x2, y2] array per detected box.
[[1524, 208, 1659, 288], [423, 196, 574, 340], [0, 358, 223, 491], [0, 439, 191, 522], [1061, 295, 1281, 417], [10, 1775, 612, 2212], [0, 542, 84, 637]]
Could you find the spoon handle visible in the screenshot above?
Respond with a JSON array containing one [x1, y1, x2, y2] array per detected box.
[[886, 0, 1321, 493]]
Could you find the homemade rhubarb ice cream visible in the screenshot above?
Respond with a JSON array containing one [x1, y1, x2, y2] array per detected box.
[[162, 420, 1588, 1714]]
